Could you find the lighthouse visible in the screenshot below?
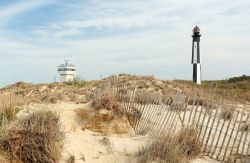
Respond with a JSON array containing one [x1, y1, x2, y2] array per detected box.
[[57, 60, 76, 82], [191, 26, 201, 84]]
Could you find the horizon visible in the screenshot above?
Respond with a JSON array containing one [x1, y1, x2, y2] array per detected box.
[[0, 0, 250, 87], [2, 73, 249, 89]]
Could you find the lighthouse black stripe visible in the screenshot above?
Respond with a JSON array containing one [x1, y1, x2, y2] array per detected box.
[[197, 42, 200, 63], [193, 64, 197, 83], [191, 42, 194, 64]]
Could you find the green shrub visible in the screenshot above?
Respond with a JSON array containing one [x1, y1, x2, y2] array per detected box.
[[228, 75, 250, 83], [64, 77, 88, 88]]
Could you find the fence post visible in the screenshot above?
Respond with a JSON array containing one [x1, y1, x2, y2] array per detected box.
[[235, 113, 249, 162], [222, 111, 240, 161], [228, 112, 244, 159], [204, 107, 219, 153], [211, 104, 229, 158], [216, 110, 235, 160]]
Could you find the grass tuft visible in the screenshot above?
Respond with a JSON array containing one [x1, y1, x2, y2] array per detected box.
[[0, 109, 64, 163], [0, 94, 26, 125], [176, 128, 203, 159], [91, 90, 124, 117], [64, 77, 88, 88], [221, 106, 235, 120], [138, 127, 202, 163]]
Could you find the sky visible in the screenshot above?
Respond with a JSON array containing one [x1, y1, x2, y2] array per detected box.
[[0, 0, 250, 87]]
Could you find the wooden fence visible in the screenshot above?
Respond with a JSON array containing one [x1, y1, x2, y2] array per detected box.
[[93, 76, 249, 162]]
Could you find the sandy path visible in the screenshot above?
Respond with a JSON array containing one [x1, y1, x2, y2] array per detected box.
[[50, 102, 146, 163]]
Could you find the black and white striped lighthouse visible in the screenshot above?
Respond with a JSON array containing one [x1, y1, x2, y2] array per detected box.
[[191, 26, 201, 84]]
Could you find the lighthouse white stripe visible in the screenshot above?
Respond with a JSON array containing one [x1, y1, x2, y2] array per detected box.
[[196, 63, 201, 84], [193, 42, 198, 64]]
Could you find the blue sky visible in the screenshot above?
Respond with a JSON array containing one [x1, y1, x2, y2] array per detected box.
[[0, 0, 250, 87]]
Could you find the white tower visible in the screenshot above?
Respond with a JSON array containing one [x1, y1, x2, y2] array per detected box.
[[57, 60, 76, 82]]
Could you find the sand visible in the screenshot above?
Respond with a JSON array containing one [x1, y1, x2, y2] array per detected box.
[[32, 101, 218, 163]]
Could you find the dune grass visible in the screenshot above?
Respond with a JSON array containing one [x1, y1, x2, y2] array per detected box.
[[174, 75, 250, 104], [64, 77, 88, 88], [138, 127, 203, 163], [0, 109, 64, 163], [0, 94, 27, 126]]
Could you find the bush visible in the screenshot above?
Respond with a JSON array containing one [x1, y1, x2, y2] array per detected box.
[[0, 109, 64, 163], [221, 106, 235, 120], [228, 75, 250, 83], [138, 127, 202, 163], [134, 90, 161, 105], [138, 136, 184, 163], [176, 128, 203, 159], [64, 77, 87, 88], [91, 90, 124, 117], [0, 94, 26, 125]]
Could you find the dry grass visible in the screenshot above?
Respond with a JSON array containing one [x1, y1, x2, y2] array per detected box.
[[0, 109, 64, 163], [75, 108, 93, 121], [174, 79, 250, 104], [138, 127, 202, 163], [221, 106, 235, 120], [98, 137, 110, 146], [134, 90, 161, 105], [0, 94, 27, 125], [1, 81, 91, 105], [188, 97, 205, 106], [66, 155, 75, 163], [136, 127, 150, 136], [126, 107, 142, 125], [76, 107, 134, 134], [77, 88, 141, 134], [140, 75, 155, 81], [176, 128, 203, 159], [91, 90, 124, 117], [241, 123, 250, 132], [2, 82, 33, 90], [161, 96, 173, 105], [138, 136, 185, 163], [40, 92, 64, 104]]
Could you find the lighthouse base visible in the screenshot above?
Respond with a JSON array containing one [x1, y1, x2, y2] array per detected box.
[[193, 63, 201, 84]]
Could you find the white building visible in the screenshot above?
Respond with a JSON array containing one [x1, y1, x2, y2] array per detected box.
[[57, 60, 76, 82]]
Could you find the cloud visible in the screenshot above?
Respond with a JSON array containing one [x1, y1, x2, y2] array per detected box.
[[0, 0, 54, 24], [0, 0, 250, 87], [30, 0, 250, 39], [31, 0, 202, 38]]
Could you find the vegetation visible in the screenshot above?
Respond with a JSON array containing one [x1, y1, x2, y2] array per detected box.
[[176, 128, 203, 159], [91, 89, 124, 116], [1, 82, 33, 91], [203, 75, 250, 90], [64, 76, 88, 88], [138, 127, 202, 163], [0, 74, 248, 162], [221, 106, 235, 120], [0, 109, 64, 163], [76, 87, 143, 134], [228, 75, 250, 83], [91, 88, 143, 123], [174, 74, 250, 103], [134, 89, 162, 105], [0, 94, 26, 125]]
